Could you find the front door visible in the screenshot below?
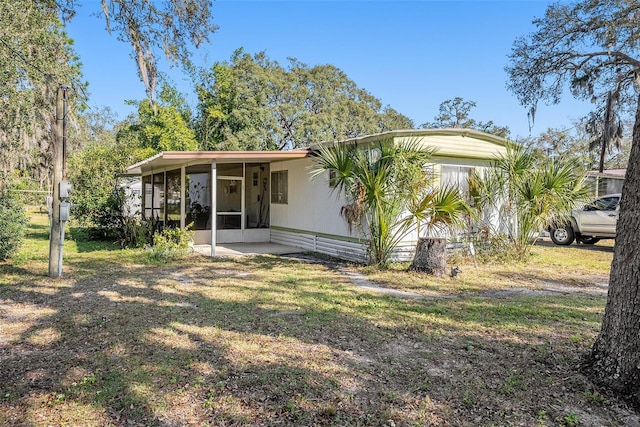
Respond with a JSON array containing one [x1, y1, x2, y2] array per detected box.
[[216, 164, 244, 243], [216, 177, 243, 243]]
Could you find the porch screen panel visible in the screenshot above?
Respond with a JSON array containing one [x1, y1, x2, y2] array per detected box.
[[186, 165, 211, 230], [217, 163, 243, 177], [246, 163, 269, 228], [166, 169, 181, 228], [153, 173, 165, 222], [216, 178, 242, 230], [142, 175, 152, 219]]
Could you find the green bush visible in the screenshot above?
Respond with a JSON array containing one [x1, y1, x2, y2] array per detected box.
[[77, 185, 159, 249], [0, 184, 28, 260], [149, 224, 194, 261], [119, 217, 158, 248], [87, 187, 135, 240], [67, 139, 148, 240]]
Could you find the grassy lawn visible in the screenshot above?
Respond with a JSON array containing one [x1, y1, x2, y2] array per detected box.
[[1, 211, 637, 426]]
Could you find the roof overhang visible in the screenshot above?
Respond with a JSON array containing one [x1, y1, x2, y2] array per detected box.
[[586, 169, 626, 178], [125, 129, 511, 175], [309, 128, 511, 150], [125, 149, 312, 175]]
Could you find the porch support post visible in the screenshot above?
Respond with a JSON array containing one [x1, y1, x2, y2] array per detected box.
[[210, 162, 217, 257], [180, 165, 186, 229], [241, 163, 246, 237]]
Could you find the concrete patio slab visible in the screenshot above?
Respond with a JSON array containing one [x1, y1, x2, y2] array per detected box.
[[193, 243, 305, 257]]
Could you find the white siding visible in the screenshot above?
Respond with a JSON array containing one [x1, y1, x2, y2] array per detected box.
[[268, 134, 508, 262], [270, 157, 361, 239], [270, 228, 368, 263], [268, 157, 371, 261]]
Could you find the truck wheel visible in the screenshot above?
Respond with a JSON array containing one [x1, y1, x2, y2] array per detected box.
[[579, 236, 600, 245], [550, 226, 575, 245]]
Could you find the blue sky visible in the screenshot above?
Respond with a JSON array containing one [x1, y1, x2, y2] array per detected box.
[[66, 0, 593, 140]]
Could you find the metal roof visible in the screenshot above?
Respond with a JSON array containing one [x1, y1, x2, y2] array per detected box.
[[309, 128, 511, 150], [125, 149, 311, 175]]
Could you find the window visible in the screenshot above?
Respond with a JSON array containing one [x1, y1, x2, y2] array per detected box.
[[590, 196, 620, 211], [271, 170, 288, 204], [440, 165, 475, 201], [165, 169, 181, 227], [186, 165, 211, 231]]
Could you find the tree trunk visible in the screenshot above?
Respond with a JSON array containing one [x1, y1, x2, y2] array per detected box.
[[584, 92, 640, 409], [409, 237, 447, 276]]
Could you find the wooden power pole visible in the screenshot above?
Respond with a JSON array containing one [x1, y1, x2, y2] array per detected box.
[[48, 85, 67, 278]]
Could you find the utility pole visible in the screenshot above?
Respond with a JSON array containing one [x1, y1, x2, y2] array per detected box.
[[48, 85, 70, 278]]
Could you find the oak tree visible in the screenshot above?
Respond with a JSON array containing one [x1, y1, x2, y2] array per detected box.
[[0, 0, 83, 187], [507, 0, 640, 407], [98, 0, 217, 110], [118, 83, 198, 153], [195, 49, 414, 151], [525, 119, 631, 171], [420, 97, 511, 138], [1, 0, 216, 188]]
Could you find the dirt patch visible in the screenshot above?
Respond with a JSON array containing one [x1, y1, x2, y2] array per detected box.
[[1, 233, 637, 426], [335, 265, 609, 300]]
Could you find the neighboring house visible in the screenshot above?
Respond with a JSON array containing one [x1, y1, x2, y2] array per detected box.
[[125, 129, 509, 262], [585, 169, 626, 197], [118, 177, 142, 217]]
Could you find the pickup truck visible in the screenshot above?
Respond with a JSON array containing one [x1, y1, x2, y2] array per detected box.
[[549, 194, 620, 245]]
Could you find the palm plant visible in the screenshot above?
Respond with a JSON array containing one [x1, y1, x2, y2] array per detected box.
[[311, 138, 433, 265], [312, 137, 471, 269], [406, 183, 471, 275], [475, 143, 590, 258], [407, 184, 471, 237]]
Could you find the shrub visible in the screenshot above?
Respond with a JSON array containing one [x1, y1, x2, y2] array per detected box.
[[68, 139, 136, 228], [0, 183, 28, 260], [119, 217, 158, 248], [78, 185, 158, 249], [472, 144, 590, 260], [67, 138, 149, 242], [149, 224, 194, 261]]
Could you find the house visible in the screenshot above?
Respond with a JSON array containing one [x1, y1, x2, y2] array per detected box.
[[585, 169, 626, 197], [125, 129, 509, 263], [118, 177, 142, 217]]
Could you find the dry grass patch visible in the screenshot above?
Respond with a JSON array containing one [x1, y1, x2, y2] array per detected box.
[[1, 213, 637, 426], [357, 240, 613, 298]]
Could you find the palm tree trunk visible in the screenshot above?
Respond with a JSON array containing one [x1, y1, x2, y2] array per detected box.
[[409, 237, 447, 276]]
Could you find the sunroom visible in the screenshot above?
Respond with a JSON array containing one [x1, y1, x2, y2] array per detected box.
[[125, 150, 310, 255]]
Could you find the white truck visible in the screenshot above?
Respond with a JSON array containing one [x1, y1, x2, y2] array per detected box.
[[549, 194, 620, 245]]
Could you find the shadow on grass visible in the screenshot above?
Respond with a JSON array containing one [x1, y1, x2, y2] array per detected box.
[[0, 263, 44, 282], [23, 222, 50, 241], [68, 226, 121, 253], [0, 260, 391, 425], [0, 253, 634, 426], [535, 238, 615, 253], [493, 270, 610, 292]]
